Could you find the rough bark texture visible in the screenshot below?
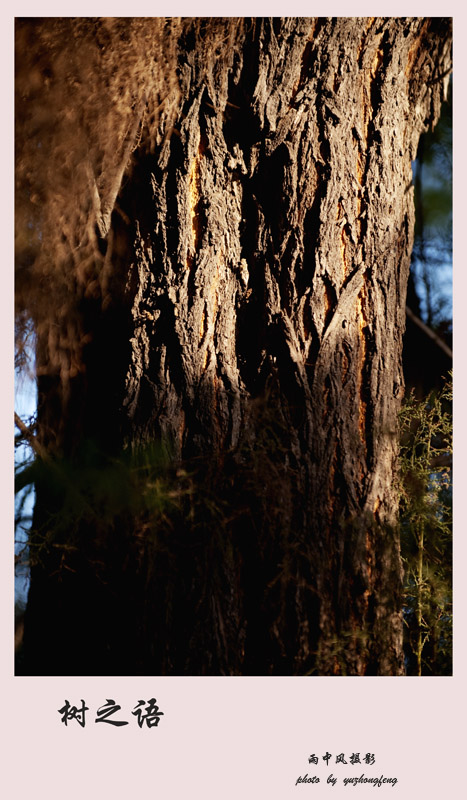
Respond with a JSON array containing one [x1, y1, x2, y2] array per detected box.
[[19, 17, 452, 676]]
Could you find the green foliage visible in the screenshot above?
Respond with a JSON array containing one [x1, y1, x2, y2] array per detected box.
[[398, 376, 452, 675], [15, 438, 181, 565]]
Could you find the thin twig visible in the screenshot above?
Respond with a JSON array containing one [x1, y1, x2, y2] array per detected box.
[[14, 413, 48, 462]]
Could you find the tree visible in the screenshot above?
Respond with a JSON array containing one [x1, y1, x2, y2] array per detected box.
[[15, 17, 452, 676]]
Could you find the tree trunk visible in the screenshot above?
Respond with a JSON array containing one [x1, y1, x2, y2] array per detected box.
[[17, 17, 452, 676]]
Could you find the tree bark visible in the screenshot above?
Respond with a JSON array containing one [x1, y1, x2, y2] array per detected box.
[[18, 17, 452, 676]]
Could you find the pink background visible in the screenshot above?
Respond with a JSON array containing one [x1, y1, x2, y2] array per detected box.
[[3, 3, 464, 797]]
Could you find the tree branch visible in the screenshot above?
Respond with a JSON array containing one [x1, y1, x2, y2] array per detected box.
[[405, 305, 452, 359], [14, 412, 48, 462]]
